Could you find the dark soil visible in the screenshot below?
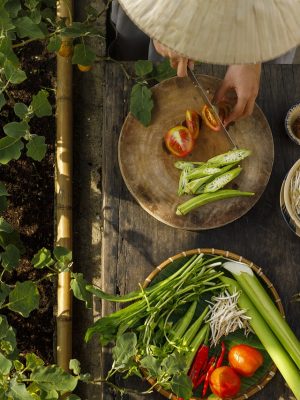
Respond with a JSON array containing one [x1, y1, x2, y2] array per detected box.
[[0, 41, 56, 363]]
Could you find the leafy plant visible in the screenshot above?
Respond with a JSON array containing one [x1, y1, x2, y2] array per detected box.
[[0, 242, 92, 399], [129, 59, 176, 126], [0, 0, 106, 165]]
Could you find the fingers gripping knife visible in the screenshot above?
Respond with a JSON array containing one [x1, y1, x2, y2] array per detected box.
[[187, 67, 238, 149]]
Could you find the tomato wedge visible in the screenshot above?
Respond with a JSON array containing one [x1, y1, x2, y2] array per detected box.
[[185, 109, 201, 139], [201, 104, 221, 132], [164, 126, 194, 157]]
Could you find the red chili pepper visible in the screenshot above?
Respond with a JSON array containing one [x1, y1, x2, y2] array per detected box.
[[202, 358, 217, 397], [194, 355, 215, 389], [188, 344, 209, 386], [216, 341, 226, 368]]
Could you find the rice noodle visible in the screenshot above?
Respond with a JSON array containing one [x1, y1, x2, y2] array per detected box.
[[206, 290, 252, 346], [290, 168, 300, 220]]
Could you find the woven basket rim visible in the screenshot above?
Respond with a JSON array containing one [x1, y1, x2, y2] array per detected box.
[[142, 248, 282, 400]]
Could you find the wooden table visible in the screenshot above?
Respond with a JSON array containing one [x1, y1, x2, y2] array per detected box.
[[101, 64, 300, 399]]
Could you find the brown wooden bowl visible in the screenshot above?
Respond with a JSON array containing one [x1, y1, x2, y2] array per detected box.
[[142, 248, 283, 400]]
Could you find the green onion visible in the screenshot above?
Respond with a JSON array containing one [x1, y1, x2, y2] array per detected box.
[[223, 261, 300, 369], [221, 276, 300, 400]]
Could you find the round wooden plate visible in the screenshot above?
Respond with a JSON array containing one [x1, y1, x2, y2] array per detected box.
[[118, 75, 274, 230]]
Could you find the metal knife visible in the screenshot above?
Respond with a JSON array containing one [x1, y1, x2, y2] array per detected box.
[[187, 67, 238, 149]]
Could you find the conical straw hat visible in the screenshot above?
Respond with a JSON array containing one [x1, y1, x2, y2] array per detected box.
[[118, 0, 300, 64]]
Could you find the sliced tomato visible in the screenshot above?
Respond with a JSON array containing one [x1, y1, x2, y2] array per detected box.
[[185, 109, 201, 139], [164, 126, 194, 157], [201, 104, 221, 132]]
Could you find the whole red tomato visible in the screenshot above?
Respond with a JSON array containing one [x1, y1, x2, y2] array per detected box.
[[228, 344, 264, 377], [164, 126, 194, 157], [209, 366, 241, 398]]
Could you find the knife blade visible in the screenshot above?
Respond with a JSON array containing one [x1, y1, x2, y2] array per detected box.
[[187, 67, 238, 149]]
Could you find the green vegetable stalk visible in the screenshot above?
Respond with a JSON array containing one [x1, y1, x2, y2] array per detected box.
[[221, 276, 300, 400], [223, 261, 300, 369]]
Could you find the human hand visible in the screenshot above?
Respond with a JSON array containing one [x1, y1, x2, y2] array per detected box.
[[213, 64, 261, 126], [153, 39, 194, 77]]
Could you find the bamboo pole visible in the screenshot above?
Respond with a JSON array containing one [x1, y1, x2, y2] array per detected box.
[[56, 0, 73, 371]]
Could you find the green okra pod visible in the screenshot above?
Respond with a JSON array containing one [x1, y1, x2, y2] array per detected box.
[[176, 189, 255, 216], [203, 166, 242, 193]]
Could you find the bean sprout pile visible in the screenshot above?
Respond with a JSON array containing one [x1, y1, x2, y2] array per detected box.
[[206, 290, 252, 346]]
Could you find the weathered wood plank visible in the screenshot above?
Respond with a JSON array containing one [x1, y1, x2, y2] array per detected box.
[[102, 63, 300, 399]]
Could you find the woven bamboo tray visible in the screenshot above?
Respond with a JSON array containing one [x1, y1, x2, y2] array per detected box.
[[142, 248, 283, 400]]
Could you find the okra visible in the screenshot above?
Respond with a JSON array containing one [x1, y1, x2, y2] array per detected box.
[[174, 161, 204, 170], [186, 164, 222, 180], [186, 324, 209, 370], [207, 148, 251, 166], [203, 167, 242, 193], [185, 176, 212, 194], [172, 300, 197, 339], [182, 306, 209, 346], [193, 162, 240, 194], [176, 189, 255, 216], [178, 167, 191, 196]]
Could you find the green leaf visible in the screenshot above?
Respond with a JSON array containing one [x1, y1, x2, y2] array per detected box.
[[0, 9, 15, 31], [14, 16, 45, 39], [0, 93, 6, 111], [112, 332, 138, 369], [130, 83, 154, 127], [0, 136, 23, 164], [4, 59, 27, 84], [3, 121, 29, 138], [14, 102, 28, 119], [26, 353, 44, 370], [1, 244, 20, 271], [170, 373, 193, 399], [31, 89, 52, 117], [13, 359, 24, 371], [26, 136, 47, 161], [47, 35, 62, 52], [0, 37, 19, 64], [71, 43, 96, 66], [135, 60, 153, 77], [0, 282, 10, 306], [8, 281, 39, 317], [0, 352, 12, 374], [32, 247, 54, 269], [0, 196, 8, 212], [30, 365, 78, 393], [62, 22, 101, 38], [152, 59, 176, 82], [5, 0, 21, 18], [30, 9, 42, 24], [9, 378, 35, 400], [0, 217, 13, 233], [69, 359, 80, 375], [70, 273, 92, 308], [0, 315, 17, 355], [0, 228, 24, 253], [65, 395, 81, 400], [161, 352, 187, 375], [53, 246, 72, 263], [140, 355, 161, 378], [0, 182, 9, 197]]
